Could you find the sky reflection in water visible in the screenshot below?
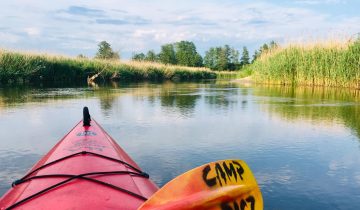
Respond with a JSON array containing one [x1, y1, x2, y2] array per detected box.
[[0, 81, 360, 210]]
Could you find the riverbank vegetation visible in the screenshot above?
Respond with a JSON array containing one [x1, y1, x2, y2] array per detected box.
[[0, 49, 216, 85], [0, 39, 273, 84], [250, 39, 360, 88]]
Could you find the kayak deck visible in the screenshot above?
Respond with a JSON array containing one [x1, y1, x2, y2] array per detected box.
[[0, 119, 158, 210]]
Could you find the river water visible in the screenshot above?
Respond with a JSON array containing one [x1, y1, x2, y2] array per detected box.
[[0, 80, 359, 209]]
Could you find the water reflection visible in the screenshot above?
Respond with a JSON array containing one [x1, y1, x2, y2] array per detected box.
[[0, 150, 41, 193], [1, 83, 360, 138], [1, 83, 360, 140], [1, 81, 360, 209], [254, 85, 360, 139], [0, 86, 32, 105]]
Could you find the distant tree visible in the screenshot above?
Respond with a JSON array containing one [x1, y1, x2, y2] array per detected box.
[[204, 45, 239, 71], [252, 41, 277, 63], [145, 50, 158, 62], [95, 41, 120, 60], [194, 53, 203, 67], [175, 41, 203, 67], [204, 47, 217, 70], [229, 47, 240, 70], [260, 43, 269, 55], [159, 44, 176, 64], [269, 40, 278, 49], [252, 50, 260, 63], [77, 54, 87, 59], [132, 53, 146, 61], [218, 45, 230, 70], [240, 47, 250, 66], [230, 48, 240, 66]]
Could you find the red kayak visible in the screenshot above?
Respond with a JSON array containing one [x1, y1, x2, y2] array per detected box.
[[0, 107, 158, 210]]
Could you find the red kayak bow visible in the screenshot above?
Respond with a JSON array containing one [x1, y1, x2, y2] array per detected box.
[[0, 107, 158, 210]]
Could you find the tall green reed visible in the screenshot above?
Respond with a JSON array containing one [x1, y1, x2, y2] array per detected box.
[[250, 40, 360, 88]]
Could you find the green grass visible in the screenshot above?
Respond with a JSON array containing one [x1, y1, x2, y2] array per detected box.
[[248, 40, 360, 88], [215, 71, 238, 79], [0, 50, 216, 84], [236, 66, 253, 78]]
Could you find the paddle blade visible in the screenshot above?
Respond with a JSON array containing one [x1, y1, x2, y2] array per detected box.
[[138, 160, 263, 210]]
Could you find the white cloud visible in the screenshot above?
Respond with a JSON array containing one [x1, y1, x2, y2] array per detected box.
[[0, 32, 20, 44], [0, 0, 359, 58], [295, 0, 347, 4], [24, 27, 41, 36]]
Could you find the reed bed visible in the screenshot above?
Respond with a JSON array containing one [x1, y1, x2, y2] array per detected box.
[[236, 66, 253, 78], [250, 40, 360, 88], [215, 71, 238, 79], [0, 50, 216, 84]]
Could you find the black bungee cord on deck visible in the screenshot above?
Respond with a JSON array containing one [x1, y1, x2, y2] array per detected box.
[[14, 150, 148, 182], [7, 151, 150, 210]]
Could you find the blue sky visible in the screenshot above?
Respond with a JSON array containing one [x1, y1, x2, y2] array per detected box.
[[1, 0, 359, 59]]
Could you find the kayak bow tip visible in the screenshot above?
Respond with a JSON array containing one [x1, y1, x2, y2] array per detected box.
[[83, 106, 91, 126]]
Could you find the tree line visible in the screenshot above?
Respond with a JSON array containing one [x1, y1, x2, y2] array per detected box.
[[132, 41, 203, 67], [78, 41, 121, 60], [88, 40, 279, 71], [132, 40, 278, 71]]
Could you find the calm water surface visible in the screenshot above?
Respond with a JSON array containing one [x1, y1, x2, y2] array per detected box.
[[0, 81, 360, 210]]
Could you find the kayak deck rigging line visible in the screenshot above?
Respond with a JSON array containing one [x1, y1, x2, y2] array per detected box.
[[16, 150, 147, 181], [7, 151, 150, 210]]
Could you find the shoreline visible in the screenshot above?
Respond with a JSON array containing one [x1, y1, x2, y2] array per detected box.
[[0, 50, 216, 85]]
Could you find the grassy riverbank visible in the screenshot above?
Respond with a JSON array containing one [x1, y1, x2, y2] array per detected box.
[[0, 50, 216, 84], [249, 40, 360, 88]]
